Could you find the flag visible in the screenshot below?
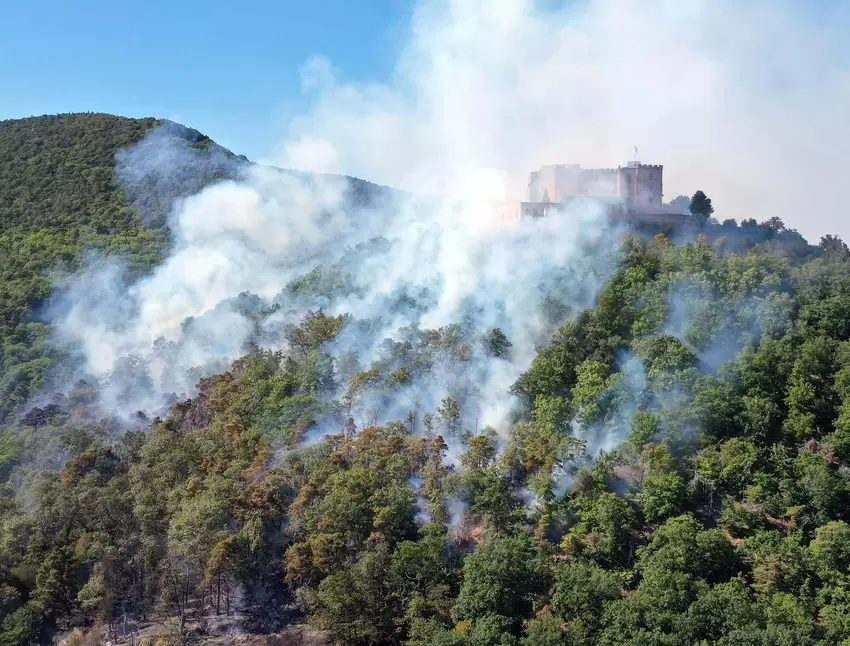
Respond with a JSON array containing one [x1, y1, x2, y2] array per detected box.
[[634, 145, 638, 157]]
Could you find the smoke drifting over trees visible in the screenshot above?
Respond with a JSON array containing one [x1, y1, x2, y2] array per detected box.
[[50, 0, 850, 435], [2, 0, 850, 644]]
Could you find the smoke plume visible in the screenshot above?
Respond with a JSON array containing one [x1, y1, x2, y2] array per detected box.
[[52, 0, 850, 439], [279, 0, 850, 241]]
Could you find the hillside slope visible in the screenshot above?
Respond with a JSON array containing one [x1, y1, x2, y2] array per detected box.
[[3, 229, 850, 645], [0, 113, 249, 419], [0, 113, 391, 422], [7, 112, 850, 646], [0, 113, 245, 235]]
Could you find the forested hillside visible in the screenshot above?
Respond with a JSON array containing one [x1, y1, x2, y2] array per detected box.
[[0, 113, 246, 422], [0, 114, 390, 425], [4, 114, 850, 646]]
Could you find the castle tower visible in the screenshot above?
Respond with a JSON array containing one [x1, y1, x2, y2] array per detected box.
[[617, 162, 663, 213], [522, 159, 664, 221]]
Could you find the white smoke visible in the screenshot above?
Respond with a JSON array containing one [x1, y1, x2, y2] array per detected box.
[[277, 0, 850, 241], [56, 163, 614, 426], [52, 0, 850, 432]]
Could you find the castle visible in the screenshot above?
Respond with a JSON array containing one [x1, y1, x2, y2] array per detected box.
[[497, 160, 685, 226]]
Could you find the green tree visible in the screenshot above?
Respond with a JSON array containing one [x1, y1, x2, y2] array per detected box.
[[453, 534, 544, 627], [641, 472, 688, 524], [568, 493, 640, 567], [689, 190, 714, 222], [550, 562, 621, 631]]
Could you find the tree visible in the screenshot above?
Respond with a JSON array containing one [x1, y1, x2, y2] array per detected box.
[[678, 579, 761, 643], [437, 397, 463, 437], [668, 195, 691, 214], [550, 562, 621, 631], [313, 548, 399, 645], [639, 514, 739, 584], [522, 612, 578, 645], [34, 546, 77, 619], [567, 493, 640, 567], [641, 472, 688, 524], [819, 234, 849, 256], [389, 529, 459, 630], [0, 602, 46, 646], [689, 190, 714, 222], [809, 521, 850, 574], [483, 328, 512, 358], [453, 535, 544, 627], [467, 614, 518, 646]]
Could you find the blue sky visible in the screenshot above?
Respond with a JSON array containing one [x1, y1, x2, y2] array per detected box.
[[0, 0, 413, 159]]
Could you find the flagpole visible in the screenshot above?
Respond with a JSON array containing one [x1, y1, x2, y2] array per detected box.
[[633, 146, 639, 206]]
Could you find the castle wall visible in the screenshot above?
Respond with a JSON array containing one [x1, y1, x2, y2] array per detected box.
[[523, 161, 664, 222], [489, 160, 677, 229], [581, 168, 619, 197], [618, 163, 662, 213], [519, 200, 686, 227], [494, 202, 523, 227], [527, 164, 619, 203], [520, 202, 557, 219], [528, 165, 575, 202]]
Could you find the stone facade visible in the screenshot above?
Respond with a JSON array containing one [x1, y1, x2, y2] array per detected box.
[[492, 160, 686, 229], [526, 161, 664, 214]]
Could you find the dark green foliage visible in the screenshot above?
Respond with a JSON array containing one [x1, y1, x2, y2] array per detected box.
[[568, 493, 640, 567], [1, 113, 157, 234], [688, 190, 714, 222], [453, 534, 544, 626], [551, 562, 621, 630], [5, 114, 850, 644], [482, 328, 512, 358], [0, 113, 244, 422], [641, 472, 688, 523]]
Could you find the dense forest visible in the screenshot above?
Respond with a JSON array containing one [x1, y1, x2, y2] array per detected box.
[[0, 114, 388, 425], [3, 114, 850, 645], [0, 113, 247, 423]]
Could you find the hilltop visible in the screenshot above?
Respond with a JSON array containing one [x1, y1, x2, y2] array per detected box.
[[0, 113, 245, 234], [0, 114, 238, 416], [0, 113, 391, 421]]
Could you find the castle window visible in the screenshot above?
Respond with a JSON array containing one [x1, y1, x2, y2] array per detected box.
[[648, 172, 654, 180]]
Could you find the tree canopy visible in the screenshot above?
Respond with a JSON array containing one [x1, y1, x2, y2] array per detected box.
[[689, 190, 714, 222], [2, 113, 850, 645]]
